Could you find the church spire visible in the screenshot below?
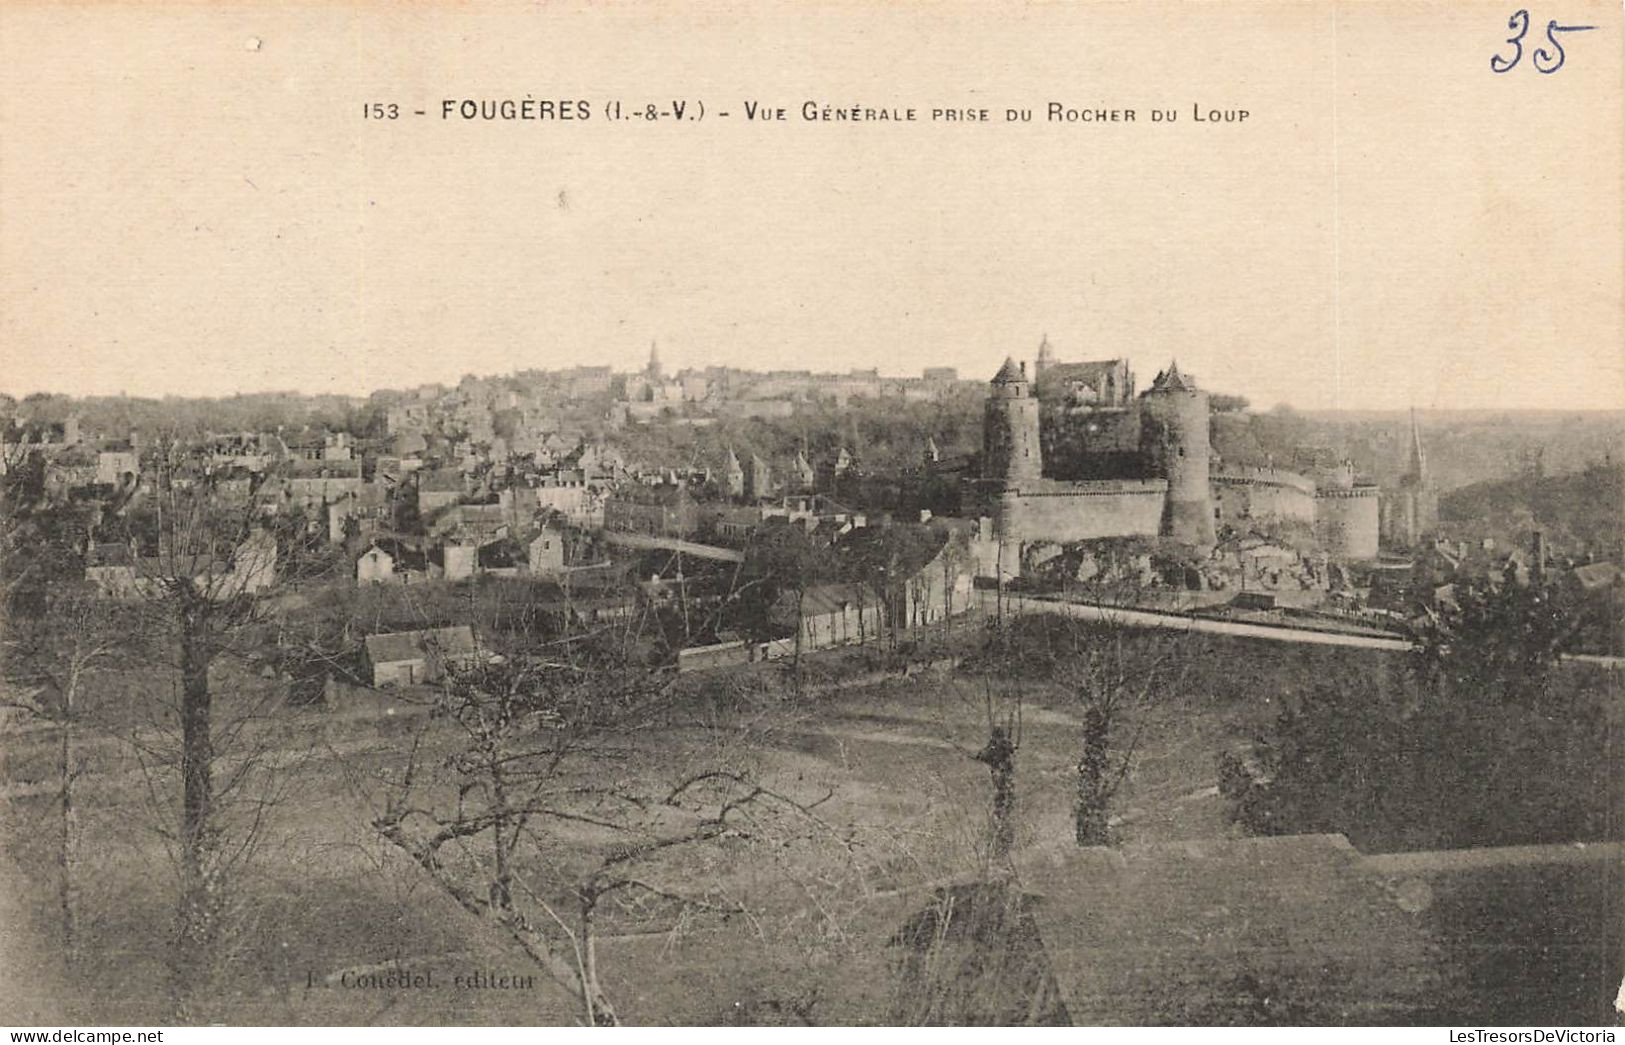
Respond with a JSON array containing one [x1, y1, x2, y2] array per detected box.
[[647, 340, 663, 381], [1406, 407, 1426, 482], [1035, 334, 1056, 377]]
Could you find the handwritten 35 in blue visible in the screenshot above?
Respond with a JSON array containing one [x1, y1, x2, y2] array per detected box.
[[1491, 10, 1597, 73]]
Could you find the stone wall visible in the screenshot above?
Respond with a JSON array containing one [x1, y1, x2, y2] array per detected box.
[[1041, 405, 1146, 478], [1001, 478, 1168, 546], [1213, 468, 1317, 528]]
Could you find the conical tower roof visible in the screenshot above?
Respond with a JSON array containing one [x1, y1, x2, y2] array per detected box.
[[992, 356, 1025, 384], [1151, 360, 1195, 391]]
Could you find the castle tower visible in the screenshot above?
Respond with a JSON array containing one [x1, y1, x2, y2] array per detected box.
[[983, 357, 1042, 486], [1140, 361, 1216, 549]]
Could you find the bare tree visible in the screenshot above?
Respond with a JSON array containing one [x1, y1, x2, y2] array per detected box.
[[1, 588, 128, 960], [1048, 613, 1190, 846], [932, 621, 1027, 870], [972, 703, 1021, 863], [102, 435, 312, 1019], [368, 632, 845, 1025]]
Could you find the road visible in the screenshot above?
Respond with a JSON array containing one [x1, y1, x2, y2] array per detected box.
[[602, 531, 745, 562], [977, 590, 1413, 651], [976, 590, 1625, 669]]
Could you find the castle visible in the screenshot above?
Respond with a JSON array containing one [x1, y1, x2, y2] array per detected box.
[[975, 346, 1382, 575]]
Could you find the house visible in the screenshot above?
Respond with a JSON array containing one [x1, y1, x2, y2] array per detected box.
[[327, 481, 390, 543], [96, 447, 139, 485], [771, 583, 883, 651], [283, 465, 365, 512], [84, 542, 138, 597], [901, 529, 978, 628], [567, 441, 623, 480], [356, 544, 395, 584], [532, 480, 604, 529], [603, 484, 699, 538], [393, 430, 428, 458], [416, 469, 466, 514], [708, 504, 767, 544], [356, 538, 428, 585], [564, 366, 613, 399], [745, 454, 773, 499], [282, 430, 327, 461], [528, 525, 565, 575], [428, 501, 513, 543], [363, 626, 480, 687], [322, 432, 353, 461], [227, 530, 278, 595], [477, 539, 525, 577], [438, 541, 477, 582], [43, 451, 98, 499]]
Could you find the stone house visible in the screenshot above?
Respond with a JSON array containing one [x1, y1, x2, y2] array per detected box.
[[528, 525, 565, 575], [771, 583, 884, 651], [84, 542, 138, 597], [356, 544, 395, 584], [364, 626, 480, 687], [416, 469, 466, 514]]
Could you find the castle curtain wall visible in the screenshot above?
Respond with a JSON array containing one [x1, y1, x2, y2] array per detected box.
[[997, 479, 1169, 546], [1212, 469, 1318, 528]]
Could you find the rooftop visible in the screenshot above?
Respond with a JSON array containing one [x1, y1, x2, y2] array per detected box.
[[363, 625, 477, 666]]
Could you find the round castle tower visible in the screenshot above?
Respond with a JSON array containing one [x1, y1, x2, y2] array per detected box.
[[1139, 362, 1217, 549], [1314, 486, 1380, 559], [983, 357, 1042, 487]]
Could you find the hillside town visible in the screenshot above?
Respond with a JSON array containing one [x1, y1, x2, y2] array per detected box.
[[2, 343, 1621, 1026], [4, 343, 1619, 673]]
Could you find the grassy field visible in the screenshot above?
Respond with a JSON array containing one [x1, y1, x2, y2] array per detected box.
[[2, 623, 1615, 1025]]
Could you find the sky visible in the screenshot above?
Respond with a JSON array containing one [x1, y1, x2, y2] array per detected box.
[[2, 1, 1621, 411]]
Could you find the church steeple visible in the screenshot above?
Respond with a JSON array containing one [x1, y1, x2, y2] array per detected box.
[[1035, 335, 1056, 378], [646, 341, 663, 381], [1405, 407, 1426, 483]]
